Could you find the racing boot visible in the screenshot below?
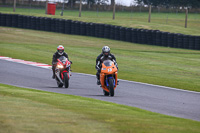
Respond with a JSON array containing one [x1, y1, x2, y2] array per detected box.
[[52, 68, 56, 79], [96, 72, 101, 85], [97, 79, 100, 85], [52, 74, 55, 79]]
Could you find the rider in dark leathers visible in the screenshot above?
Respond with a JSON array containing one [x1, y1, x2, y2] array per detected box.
[[95, 46, 118, 85], [52, 45, 71, 79]]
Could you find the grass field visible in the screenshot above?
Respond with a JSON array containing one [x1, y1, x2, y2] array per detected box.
[[1, 7, 200, 133], [0, 7, 200, 36], [0, 83, 200, 133], [0, 27, 200, 92]]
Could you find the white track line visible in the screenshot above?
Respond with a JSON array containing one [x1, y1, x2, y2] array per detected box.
[[1, 56, 199, 94]]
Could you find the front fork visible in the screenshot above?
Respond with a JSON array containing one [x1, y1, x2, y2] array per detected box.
[[55, 70, 63, 84], [101, 72, 118, 87]]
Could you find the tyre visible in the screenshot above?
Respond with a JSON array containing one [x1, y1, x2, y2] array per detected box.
[[64, 73, 69, 88], [108, 78, 114, 97], [103, 90, 109, 96]]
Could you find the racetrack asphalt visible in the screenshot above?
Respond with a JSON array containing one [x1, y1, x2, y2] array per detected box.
[[0, 59, 200, 121]]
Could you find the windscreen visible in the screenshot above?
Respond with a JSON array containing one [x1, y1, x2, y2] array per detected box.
[[103, 60, 113, 67], [58, 56, 67, 63]]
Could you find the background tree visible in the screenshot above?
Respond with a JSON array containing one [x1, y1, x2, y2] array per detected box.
[[96, 0, 109, 5], [67, 0, 76, 8], [111, 0, 114, 6], [135, 0, 200, 8]]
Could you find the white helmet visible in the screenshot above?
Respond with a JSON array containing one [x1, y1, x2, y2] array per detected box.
[[57, 45, 64, 55]]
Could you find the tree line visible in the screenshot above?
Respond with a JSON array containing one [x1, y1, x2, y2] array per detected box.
[[67, 0, 111, 7], [135, 0, 200, 8]]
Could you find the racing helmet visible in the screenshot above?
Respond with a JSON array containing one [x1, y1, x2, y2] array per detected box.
[[102, 46, 110, 57], [57, 45, 64, 55]]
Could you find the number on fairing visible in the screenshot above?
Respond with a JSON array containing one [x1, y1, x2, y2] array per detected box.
[[108, 68, 112, 72]]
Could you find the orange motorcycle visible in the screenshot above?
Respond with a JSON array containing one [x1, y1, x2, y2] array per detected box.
[[100, 60, 118, 96]]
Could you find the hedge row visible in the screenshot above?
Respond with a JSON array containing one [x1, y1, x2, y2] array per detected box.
[[0, 13, 200, 50]]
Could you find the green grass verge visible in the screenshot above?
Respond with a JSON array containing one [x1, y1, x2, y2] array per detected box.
[[0, 7, 200, 36], [0, 83, 200, 133], [0, 27, 200, 92]]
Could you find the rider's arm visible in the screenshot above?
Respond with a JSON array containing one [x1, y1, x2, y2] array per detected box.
[[63, 53, 69, 60], [52, 53, 57, 65], [95, 55, 102, 71], [111, 54, 118, 69], [64, 53, 73, 64], [96, 58, 100, 70]]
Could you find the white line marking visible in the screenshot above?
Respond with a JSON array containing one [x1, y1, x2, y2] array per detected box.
[[1, 56, 199, 94]]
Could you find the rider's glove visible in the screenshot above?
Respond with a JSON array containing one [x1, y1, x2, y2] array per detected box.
[[52, 61, 57, 65], [70, 61, 73, 64]]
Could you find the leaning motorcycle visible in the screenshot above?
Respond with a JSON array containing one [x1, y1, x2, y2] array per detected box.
[[55, 56, 71, 88], [100, 60, 118, 96]]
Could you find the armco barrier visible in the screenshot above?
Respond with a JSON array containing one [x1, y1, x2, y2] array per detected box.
[[80, 22, 86, 36], [44, 18, 51, 32], [141, 30, 147, 44], [120, 27, 126, 41], [173, 33, 178, 48], [71, 21, 76, 35], [161, 32, 168, 47], [195, 36, 200, 50], [183, 35, 189, 49], [50, 18, 56, 32], [95, 23, 99, 37], [85, 22, 91, 36], [167, 33, 174, 48], [0, 13, 199, 50], [114, 26, 120, 40], [131, 28, 137, 43], [12, 14, 18, 27], [99, 24, 104, 38], [147, 30, 153, 45], [189, 36, 195, 50], [156, 31, 161, 46], [110, 25, 115, 40], [104, 24, 110, 39], [75, 21, 81, 35], [6, 14, 12, 27], [125, 28, 132, 42], [59, 19, 65, 33], [30, 16, 36, 30], [65, 20, 71, 34], [17, 15, 23, 28], [90, 23, 96, 37], [177, 34, 183, 48]]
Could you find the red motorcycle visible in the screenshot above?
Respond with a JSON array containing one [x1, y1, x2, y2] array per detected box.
[[55, 56, 71, 88]]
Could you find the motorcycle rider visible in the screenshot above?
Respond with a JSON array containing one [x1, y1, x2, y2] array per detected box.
[[52, 45, 71, 79], [95, 46, 118, 85]]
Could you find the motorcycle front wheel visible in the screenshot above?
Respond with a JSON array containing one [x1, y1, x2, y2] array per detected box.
[[63, 73, 69, 88], [108, 78, 114, 97]]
